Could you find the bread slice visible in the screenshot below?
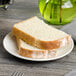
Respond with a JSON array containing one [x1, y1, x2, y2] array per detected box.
[[13, 16, 71, 50], [16, 38, 56, 59]]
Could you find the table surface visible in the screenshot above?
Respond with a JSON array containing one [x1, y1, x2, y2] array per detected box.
[[0, 0, 76, 76]]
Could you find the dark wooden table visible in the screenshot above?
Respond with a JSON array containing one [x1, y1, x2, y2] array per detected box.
[[0, 0, 76, 76]]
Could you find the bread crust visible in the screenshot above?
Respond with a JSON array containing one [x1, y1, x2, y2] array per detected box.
[[18, 46, 56, 58], [13, 27, 70, 50]]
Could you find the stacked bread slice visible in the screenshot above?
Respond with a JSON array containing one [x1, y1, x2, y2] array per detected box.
[[12, 16, 71, 59], [16, 38, 56, 59]]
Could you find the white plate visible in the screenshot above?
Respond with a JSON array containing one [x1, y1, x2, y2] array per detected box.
[[3, 33, 74, 61]]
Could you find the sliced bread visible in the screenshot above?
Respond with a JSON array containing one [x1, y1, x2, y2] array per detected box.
[[16, 38, 56, 59], [13, 16, 71, 50]]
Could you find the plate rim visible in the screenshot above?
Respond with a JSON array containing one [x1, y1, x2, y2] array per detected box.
[[3, 32, 74, 61]]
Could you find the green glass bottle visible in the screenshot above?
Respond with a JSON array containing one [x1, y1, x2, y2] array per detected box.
[[39, 0, 76, 25]]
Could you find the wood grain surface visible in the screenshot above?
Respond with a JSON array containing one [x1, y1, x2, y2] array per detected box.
[[0, 0, 76, 76]]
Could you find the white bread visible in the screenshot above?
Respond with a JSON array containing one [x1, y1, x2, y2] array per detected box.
[[16, 38, 56, 59], [13, 16, 71, 50]]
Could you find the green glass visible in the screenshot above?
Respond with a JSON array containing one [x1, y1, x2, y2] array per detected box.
[[39, 0, 76, 25]]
